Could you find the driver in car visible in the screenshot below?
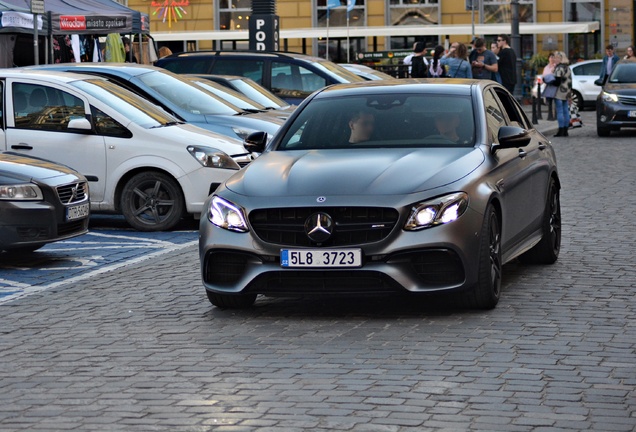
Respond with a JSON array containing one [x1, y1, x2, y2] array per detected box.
[[348, 110, 375, 144]]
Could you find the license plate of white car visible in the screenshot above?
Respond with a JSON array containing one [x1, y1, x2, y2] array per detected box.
[[281, 249, 362, 268], [66, 203, 90, 221], [628, 111, 636, 118]]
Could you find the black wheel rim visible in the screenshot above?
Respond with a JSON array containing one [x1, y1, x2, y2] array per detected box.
[[489, 212, 502, 298], [549, 187, 562, 253], [130, 180, 176, 225]]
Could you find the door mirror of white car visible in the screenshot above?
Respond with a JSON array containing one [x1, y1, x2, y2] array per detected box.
[[244, 131, 268, 153], [494, 126, 531, 151], [67, 118, 92, 131]]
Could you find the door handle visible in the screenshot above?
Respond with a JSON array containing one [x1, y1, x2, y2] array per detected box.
[[518, 149, 527, 158], [11, 144, 33, 150]]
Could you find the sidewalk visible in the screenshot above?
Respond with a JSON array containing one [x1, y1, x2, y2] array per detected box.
[[522, 102, 559, 137]]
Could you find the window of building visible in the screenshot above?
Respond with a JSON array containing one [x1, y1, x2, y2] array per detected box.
[[315, 0, 367, 63], [566, 0, 602, 60], [387, 0, 440, 50], [217, 0, 251, 31]]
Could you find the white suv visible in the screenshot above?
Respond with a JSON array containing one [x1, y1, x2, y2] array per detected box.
[[1, 70, 249, 231]]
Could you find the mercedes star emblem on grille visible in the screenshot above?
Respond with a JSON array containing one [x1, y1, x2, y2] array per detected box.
[[304, 212, 334, 243]]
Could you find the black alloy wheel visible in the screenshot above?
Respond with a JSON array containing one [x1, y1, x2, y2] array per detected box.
[[121, 171, 185, 231]]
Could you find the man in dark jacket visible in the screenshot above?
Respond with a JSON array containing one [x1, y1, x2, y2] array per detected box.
[[599, 44, 620, 84], [410, 42, 428, 78], [496, 34, 517, 93]]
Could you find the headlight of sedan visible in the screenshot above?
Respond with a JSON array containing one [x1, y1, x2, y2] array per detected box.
[[187, 146, 240, 170], [0, 184, 43, 201], [404, 192, 469, 231], [208, 196, 249, 232], [602, 92, 619, 103]]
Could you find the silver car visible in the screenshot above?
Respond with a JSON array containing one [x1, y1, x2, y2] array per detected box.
[[199, 80, 561, 309]]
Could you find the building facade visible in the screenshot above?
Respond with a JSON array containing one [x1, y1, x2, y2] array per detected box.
[[131, 0, 634, 62]]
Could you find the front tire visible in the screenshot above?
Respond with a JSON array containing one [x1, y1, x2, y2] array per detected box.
[[206, 291, 257, 309], [121, 171, 185, 231], [597, 125, 611, 137], [572, 91, 584, 112], [464, 204, 501, 309], [519, 178, 561, 265]]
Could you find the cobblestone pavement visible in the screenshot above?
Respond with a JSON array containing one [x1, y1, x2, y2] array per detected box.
[[0, 111, 634, 431]]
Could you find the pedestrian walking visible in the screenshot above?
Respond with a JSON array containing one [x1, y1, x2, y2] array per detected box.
[[496, 34, 517, 93], [598, 44, 619, 85], [542, 52, 558, 120], [409, 42, 428, 78]]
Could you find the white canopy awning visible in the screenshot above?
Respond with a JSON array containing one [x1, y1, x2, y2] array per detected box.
[[153, 21, 600, 43]]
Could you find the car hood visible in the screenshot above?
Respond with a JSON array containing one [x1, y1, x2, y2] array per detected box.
[[604, 83, 636, 95], [0, 153, 79, 182], [225, 147, 484, 197], [204, 113, 284, 136]]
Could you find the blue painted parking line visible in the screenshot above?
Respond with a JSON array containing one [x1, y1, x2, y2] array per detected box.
[[0, 228, 198, 303]]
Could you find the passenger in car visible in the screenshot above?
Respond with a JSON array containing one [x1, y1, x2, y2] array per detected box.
[[348, 110, 375, 144], [433, 112, 461, 143]]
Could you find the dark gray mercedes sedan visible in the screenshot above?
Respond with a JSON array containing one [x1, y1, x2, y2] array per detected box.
[[199, 80, 561, 309]]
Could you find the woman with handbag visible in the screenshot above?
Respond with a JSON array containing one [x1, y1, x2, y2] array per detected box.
[[441, 43, 472, 78], [551, 51, 573, 137]]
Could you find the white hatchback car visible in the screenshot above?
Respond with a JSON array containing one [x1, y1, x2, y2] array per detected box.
[[0, 70, 249, 231], [532, 59, 602, 109]]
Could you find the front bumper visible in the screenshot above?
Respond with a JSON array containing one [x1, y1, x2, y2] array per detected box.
[[597, 100, 636, 129], [0, 200, 89, 251], [199, 202, 485, 298]]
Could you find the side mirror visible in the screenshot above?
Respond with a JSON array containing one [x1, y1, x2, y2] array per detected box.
[[594, 78, 604, 86], [494, 126, 531, 151], [67, 118, 92, 131], [244, 131, 267, 153]]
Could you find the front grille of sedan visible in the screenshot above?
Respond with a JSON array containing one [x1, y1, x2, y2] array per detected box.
[[617, 95, 636, 106], [57, 219, 89, 237], [56, 182, 88, 205], [249, 207, 400, 247], [244, 270, 403, 295]]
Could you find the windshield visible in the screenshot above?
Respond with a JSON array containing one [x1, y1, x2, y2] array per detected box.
[[72, 79, 178, 128], [608, 63, 636, 83], [229, 78, 288, 109], [277, 93, 475, 150], [309, 59, 366, 83], [189, 79, 265, 110], [136, 70, 242, 115]]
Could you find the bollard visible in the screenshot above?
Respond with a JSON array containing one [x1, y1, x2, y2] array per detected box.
[[532, 96, 538, 124], [536, 81, 543, 120]]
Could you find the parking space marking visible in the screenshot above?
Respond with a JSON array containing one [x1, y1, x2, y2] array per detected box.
[[0, 229, 198, 304]]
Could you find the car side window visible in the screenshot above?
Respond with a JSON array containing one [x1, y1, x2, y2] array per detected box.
[[576, 62, 601, 76], [483, 89, 505, 144], [210, 59, 265, 85], [91, 106, 132, 138], [493, 88, 530, 129], [0, 81, 3, 128], [161, 58, 211, 74], [12, 83, 86, 132], [271, 61, 327, 98]]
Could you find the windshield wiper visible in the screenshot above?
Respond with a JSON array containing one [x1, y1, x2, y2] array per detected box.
[[150, 121, 184, 128]]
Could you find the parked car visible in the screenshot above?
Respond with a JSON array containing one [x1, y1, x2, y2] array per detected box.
[[183, 76, 293, 121], [341, 63, 396, 81], [26, 63, 284, 142], [1, 69, 248, 231], [532, 59, 602, 109], [199, 79, 561, 310], [596, 60, 636, 136], [155, 51, 365, 104], [189, 74, 292, 111], [1, 152, 89, 253]]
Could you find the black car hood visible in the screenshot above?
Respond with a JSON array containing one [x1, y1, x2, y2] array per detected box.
[[0, 153, 77, 183], [604, 83, 636, 95], [225, 147, 484, 197]]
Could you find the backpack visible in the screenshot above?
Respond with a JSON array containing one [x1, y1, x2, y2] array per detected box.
[[428, 60, 444, 78], [411, 56, 426, 78]]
